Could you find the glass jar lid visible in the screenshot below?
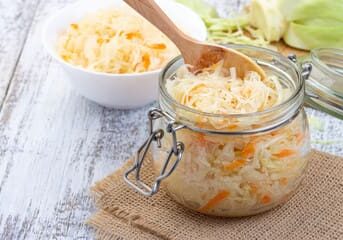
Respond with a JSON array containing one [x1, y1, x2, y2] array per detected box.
[[304, 48, 343, 119]]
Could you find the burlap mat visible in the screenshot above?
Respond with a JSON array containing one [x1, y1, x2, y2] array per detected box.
[[87, 150, 343, 240]]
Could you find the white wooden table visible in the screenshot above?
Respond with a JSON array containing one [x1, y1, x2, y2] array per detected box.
[[0, 0, 342, 239]]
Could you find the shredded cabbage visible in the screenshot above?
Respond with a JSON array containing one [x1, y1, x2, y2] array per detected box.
[[166, 61, 291, 116], [153, 64, 310, 216], [206, 18, 273, 48], [57, 6, 179, 73], [175, 0, 274, 48]]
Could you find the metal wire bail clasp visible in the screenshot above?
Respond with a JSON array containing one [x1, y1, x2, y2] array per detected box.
[[124, 108, 185, 197], [288, 54, 312, 80]]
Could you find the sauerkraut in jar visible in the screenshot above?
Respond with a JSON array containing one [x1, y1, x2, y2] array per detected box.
[[124, 45, 311, 217]]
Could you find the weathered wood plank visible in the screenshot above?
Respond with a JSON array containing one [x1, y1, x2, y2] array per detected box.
[[0, 0, 342, 239], [0, 0, 41, 108], [0, 0, 148, 238]]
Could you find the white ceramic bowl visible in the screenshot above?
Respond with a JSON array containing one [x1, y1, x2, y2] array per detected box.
[[42, 0, 207, 108]]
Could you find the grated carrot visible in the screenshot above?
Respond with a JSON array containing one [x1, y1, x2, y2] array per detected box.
[[148, 43, 167, 50], [241, 142, 255, 158], [199, 190, 230, 212], [273, 149, 296, 158], [270, 129, 284, 136], [261, 194, 272, 204], [197, 133, 207, 146], [70, 23, 78, 30], [97, 38, 104, 44], [62, 55, 70, 61], [223, 159, 246, 172], [279, 177, 288, 186], [252, 123, 263, 129], [126, 32, 143, 40], [142, 53, 151, 69], [227, 124, 238, 130]]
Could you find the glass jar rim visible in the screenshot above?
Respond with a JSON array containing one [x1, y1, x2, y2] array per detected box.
[[159, 44, 304, 120]]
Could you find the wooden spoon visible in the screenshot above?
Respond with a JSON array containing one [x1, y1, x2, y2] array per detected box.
[[124, 0, 266, 79]]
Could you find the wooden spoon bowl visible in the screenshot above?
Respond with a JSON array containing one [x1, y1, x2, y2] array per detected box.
[[124, 0, 266, 79]]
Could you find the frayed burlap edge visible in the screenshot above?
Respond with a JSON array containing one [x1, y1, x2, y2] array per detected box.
[[87, 159, 172, 240]]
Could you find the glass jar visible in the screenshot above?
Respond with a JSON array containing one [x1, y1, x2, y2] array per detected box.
[[124, 45, 311, 217], [305, 48, 343, 119]]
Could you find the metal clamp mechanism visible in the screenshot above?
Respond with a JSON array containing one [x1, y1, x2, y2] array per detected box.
[[288, 54, 312, 80], [288, 54, 298, 64], [288, 54, 314, 97], [301, 62, 312, 80], [124, 108, 185, 196]]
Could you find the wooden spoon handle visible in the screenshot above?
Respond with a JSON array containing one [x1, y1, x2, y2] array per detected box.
[[123, 0, 193, 49]]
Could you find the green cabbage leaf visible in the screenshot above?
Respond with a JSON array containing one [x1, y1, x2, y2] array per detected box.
[[175, 0, 218, 19], [278, 0, 343, 50]]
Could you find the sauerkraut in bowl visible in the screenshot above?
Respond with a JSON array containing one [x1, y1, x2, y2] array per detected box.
[[42, 0, 207, 108], [150, 46, 311, 217], [57, 6, 179, 74]]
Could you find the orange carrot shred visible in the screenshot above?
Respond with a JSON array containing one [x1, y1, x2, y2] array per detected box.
[[223, 159, 246, 171], [70, 23, 78, 30], [197, 133, 207, 146], [126, 32, 143, 40], [261, 195, 272, 204], [241, 142, 255, 158], [279, 177, 288, 186], [252, 124, 263, 129], [62, 55, 70, 61], [148, 43, 167, 50], [270, 129, 282, 136], [273, 149, 296, 158], [227, 124, 238, 130], [142, 54, 150, 69], [199, 190, 230, 212]]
